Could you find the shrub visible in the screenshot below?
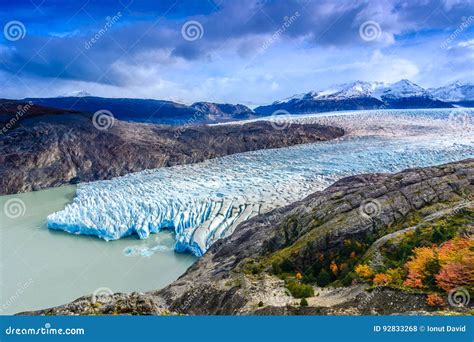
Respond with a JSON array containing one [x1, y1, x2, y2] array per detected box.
[[280, 258, 295, 273], [436, 237, 473, 291], [373, 273, 391, 285], [403, 247, 437, 289], [426, 294, 445, 307], [341, 273, 355, 287], [385, 268, 404, 286], [404, 237, 473, 292], [316, 269, 331, 287], [355, 264, 374, 279], [300, 298, 308, 306], [286, 280, 315, 298], [258, 301, 264, 307]]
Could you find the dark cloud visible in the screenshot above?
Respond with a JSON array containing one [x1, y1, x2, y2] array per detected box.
[[1, 0, 473, 87]]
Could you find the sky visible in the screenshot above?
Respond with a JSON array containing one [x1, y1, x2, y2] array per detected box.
[[0, 0, 473, 105]]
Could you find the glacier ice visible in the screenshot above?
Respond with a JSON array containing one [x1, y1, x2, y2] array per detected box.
[[48, 109, 474, 257]]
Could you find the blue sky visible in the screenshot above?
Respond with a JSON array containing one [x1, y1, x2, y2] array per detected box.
[[0, 0, 473, 105]]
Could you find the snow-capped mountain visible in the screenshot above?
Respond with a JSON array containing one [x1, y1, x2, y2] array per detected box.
[[255, 79, 453, 114], [430, 81, 474, 103], [377, 79, 430, 99], [275, 81, 385, 104]]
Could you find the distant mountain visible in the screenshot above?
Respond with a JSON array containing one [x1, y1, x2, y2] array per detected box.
[[430, 81, 474, 107], [59, 90, 92, 97], [255, 79, 453, 115], [190, 102, 255, 120], [24, 96, 257, 124]]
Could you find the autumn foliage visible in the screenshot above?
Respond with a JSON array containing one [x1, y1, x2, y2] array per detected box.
[[355, 264, 374, 279], [373, 273, 391, 285], [403, 237, 473, 292], [426, 293, 445, 307]]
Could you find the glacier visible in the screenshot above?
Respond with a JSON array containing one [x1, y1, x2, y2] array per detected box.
[[48, 109, 474, 257]]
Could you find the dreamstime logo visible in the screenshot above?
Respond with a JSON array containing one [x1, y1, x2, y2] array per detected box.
[[3, 198, 26, 219], [181, 20, 204, 41], [260, 11, 300, 53], [92, 287, 114, 304], [448, 110, 472, 132], [359, 20, 381, 41], [270, 109, 292, 130], [359, 199, 381, 220], [447, 287, 470, 308], [3, 20, 26, 41], [1, 101, 34, 136], [84, 12, 122, 50], [440, 16, 474, 49], [92, 110, 114, 130], [272, 287, 293, 306], [0, 278, 33, 313]]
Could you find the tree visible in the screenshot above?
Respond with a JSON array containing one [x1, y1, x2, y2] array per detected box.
[[403, 247, 437, 289], [317, 269, 331, 287], [435, 237, 473, 291]]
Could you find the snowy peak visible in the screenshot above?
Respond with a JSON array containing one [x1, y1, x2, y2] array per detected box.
[[59, 90, 92, 98], [314, 81, 385, 100], [274, 80, 430, 104], [274, 81, 384, 104], [430, 81, 474, 102], [380, 79, 429, 99], [256, 79, 456, 115]]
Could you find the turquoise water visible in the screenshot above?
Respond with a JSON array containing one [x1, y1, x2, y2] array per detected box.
[[0, 186, 196, 315]]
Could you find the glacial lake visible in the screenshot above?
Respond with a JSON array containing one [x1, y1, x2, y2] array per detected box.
[[0, 186, 196, 315], [0, 109, 473, 314]]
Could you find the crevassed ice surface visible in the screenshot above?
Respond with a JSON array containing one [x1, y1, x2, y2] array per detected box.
[[48, 109, 474, 256]]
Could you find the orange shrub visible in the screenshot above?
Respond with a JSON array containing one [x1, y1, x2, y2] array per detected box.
[[373, 273, 391, 285], [403, 247, 437, 289], [435, 237, 474, 291], [330, 261, 338, 275], [403, 237, 474, 292], [426, 293, 445, 307]]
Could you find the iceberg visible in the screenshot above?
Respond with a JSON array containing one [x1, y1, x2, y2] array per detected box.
[[48, 109, 474, 257]]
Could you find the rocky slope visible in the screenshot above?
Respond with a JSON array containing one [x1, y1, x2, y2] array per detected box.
[[22, 159, 473, 315], [0, 100, 343, 195]]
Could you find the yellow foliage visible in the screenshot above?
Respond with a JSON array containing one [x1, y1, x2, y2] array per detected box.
[[355, 264, 374, 279]]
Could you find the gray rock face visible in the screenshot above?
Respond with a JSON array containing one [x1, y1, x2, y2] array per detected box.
[[0, 101, 343, 195], [21, 159, 473, 316]]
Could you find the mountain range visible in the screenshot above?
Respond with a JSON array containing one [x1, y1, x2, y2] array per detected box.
[[254, 80, 474, 115], [19, 80, 474, 124], [25, 97, 256, 124]]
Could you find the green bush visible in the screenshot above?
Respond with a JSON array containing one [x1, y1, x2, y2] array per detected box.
[[280, 258, 295, 273], [341, 273, 354, 287], [286, 280, 314, 298], [300, 298, 308, 306], [317, 269, 331, 287]]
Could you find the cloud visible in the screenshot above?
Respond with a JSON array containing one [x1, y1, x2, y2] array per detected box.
[[0, 0, 473, 102]]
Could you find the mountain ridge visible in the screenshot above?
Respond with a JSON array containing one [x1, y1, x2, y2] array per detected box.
[[19, 79, 474, 123], [255, 79, 472, 114]]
